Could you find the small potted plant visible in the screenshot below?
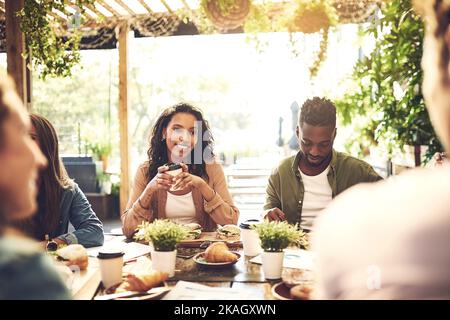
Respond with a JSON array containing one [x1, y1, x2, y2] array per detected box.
[[87, 140, 112, 172], [252, 220, 307, 279], [134, 220, 188, 277]]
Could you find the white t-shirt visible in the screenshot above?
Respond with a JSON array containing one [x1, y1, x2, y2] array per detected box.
[[312, 165, 450, 299], [299, 166, 332, 232], [165, 191, 198, 225]]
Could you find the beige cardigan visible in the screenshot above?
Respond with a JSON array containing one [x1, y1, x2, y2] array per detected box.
[[121, 161, 239, 238]]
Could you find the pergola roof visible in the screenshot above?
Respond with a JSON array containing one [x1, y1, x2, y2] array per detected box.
[[0, 1, 381, 29]]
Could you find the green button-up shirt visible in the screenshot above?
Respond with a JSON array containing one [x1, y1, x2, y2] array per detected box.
[[264, 150, 382, 225]]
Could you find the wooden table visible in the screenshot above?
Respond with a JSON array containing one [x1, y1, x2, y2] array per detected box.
[[70, 257, 101, 300], [167, 247, 278, 300], [70, 237, 310, 300]]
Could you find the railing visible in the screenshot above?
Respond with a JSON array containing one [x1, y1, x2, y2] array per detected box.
[[225, 164, 272, 222]]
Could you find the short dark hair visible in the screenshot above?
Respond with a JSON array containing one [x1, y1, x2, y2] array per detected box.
[[299, 97, 336, 127]]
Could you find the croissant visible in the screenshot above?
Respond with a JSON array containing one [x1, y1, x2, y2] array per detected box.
[[204, 242, 238, 263], [115, 271, 169, 293]]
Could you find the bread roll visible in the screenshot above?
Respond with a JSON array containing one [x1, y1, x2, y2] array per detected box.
[[289, 284, 313, 300], [204, 242, 238, 263], [56, 244, 88, 270]]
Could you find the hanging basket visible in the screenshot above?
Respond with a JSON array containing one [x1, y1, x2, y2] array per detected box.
[[331, 0, 380, 24], [288, 0, 338, 34], [203, 0, 251, 31]]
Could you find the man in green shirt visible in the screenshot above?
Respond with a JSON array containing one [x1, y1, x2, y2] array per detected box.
[[264, 97, 382, 231]]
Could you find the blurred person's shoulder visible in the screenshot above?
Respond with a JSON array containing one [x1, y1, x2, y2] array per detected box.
[[313, 166, 450, 299], [0, 234, 71, 299], [0, 233, 40, 262], [314, 165, 450, 244]]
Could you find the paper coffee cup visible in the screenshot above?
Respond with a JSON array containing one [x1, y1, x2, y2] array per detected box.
[[97, 251, 124, 289], [239, 219, 262, 256], [166, 163, 182, 191]]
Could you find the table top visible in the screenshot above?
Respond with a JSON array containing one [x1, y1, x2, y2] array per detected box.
[[69, 236, 312, 300]]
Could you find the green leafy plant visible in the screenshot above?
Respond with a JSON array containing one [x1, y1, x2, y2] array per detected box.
[[252, 220, 308, 252], [18, 0, 95, 79], [335, 0, 442, 163], [134, 220, 188, 251], [86, 139, 112, 160], [244, 0, 338, 78]]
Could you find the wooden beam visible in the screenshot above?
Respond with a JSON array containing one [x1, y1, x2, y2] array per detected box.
[[5, 0, 28, 107], [118, 21, 130, 215], [180, 0, 192, 11], [159, 0, 174, 14], [136, 0, 153, 13], [85, 4, 106, 19], [114, 0, 136, 16], [96, 0, 120, 17]]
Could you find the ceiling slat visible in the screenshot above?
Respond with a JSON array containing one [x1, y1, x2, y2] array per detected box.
[[85, 3, 107, 19], [114, 0, 137, 16], [179, 0, 191, 11], [159, 0, 174, 14], [136, 0, 153, 13], [96, 0, 121, 17]]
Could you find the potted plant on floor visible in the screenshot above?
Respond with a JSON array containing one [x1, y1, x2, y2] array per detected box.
[[87, 139, 112, 172], [252, 220, 307, 279], [134, 220, 188, 277]]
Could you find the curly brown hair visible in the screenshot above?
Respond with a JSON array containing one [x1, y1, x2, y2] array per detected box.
[[146, 103, 215, 182]]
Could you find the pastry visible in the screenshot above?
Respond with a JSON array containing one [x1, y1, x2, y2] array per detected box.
[[56, 244, 89, 270], [204, 242, 238, 263], [289, 284, 313, 300], [115, 271, 169, 293]]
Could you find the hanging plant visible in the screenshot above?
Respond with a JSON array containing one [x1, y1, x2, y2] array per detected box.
[[287, 0, 338, 34], [335, 0, 442, 163], [17, 0, 95, 79], [200, 0, 252, 31], [282, 0, 338, 78]]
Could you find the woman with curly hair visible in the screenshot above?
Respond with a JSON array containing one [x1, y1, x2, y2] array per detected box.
[[121, 103, 239, 238]]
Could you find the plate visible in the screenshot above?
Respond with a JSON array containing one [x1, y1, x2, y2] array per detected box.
[[271, 282, 314, 300], [192, 251, 241, 267], [271, 282, 292, 300]]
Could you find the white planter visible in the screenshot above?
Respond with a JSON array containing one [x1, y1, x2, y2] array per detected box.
[[151, 249, 177, 277], [261, 250, 284, 280]]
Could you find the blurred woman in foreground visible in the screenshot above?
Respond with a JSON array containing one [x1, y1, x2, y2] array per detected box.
[[0, 76, 70, 299]]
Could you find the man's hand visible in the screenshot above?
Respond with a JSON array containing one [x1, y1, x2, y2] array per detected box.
[[264, 208, 286, 222]]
